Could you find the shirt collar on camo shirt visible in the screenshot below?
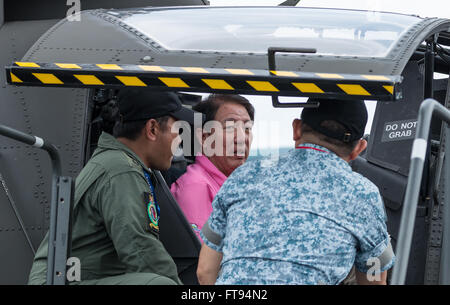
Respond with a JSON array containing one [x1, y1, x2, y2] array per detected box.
[[295, 143, 352, 171]]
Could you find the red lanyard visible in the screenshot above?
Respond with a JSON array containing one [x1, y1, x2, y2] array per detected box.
[[296, 146, 329, 153]]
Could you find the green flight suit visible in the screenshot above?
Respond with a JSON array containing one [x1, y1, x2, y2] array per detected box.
[[28, 132, 182, 285]]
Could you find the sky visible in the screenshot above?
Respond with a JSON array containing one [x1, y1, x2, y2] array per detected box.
[[206, 0, 450, 152]]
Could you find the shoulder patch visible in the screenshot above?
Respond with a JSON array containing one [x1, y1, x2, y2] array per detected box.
[[143, 191, 160, 237]]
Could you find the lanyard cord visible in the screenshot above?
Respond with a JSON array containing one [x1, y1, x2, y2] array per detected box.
[[143, 170, 160, 216], [296, 145, 329, 154]]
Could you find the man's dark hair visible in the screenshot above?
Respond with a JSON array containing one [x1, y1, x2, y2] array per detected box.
[[193, 94, 255, 126], [302, 121, 359, 157], [113, 116, 170, 140]]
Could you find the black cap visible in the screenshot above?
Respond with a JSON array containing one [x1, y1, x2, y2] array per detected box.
[[301, 98, 368, 143], [117, 89, 196, 124]]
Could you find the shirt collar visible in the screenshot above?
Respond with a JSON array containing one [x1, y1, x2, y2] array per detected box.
[[195, 155, 227, 186], [295, 142, 352, 171], [296, 143, 331, 154], [94, 132, 151, 174]]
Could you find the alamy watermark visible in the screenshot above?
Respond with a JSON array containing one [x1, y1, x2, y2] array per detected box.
[[366, 257, 382, 282], [169, 116, 281, 164], [66, 0, 81, 22], [66, 257, 81, 282]]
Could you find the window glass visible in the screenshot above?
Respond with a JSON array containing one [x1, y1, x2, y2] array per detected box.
[[110, 7, 423, 57]]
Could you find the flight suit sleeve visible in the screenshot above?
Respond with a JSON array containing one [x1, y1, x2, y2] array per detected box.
[[98, 171, 181, 284]]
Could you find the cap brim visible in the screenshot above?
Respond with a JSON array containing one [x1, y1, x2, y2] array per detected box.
[[171, 106, 198, 125]]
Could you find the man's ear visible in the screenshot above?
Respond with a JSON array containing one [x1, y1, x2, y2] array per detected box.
[[349, 139, 368, 161], [144, 119, 158, 141], [292, 119, 302, 141]]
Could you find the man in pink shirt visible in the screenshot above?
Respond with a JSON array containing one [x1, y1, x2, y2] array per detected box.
[[171, 94, 254, 241]]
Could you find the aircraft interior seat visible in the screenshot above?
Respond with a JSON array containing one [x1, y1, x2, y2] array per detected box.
[[160, 152, 193, 187], [350, 62, 448, 284], [153, 170, 201, 285]]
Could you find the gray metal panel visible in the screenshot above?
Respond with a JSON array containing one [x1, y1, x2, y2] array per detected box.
[[0, 3, 208, 285], [0, 19, 59, 284], [24, 13, 151, 60], [24, 8, 450, 77], [0, 0, 4, 28], [88, 7, 450, 77], [90, 7, 397, 74], [4, 0, 208, 21], [351, 157, 427, 284], [367, 62, 424, 176], [0, 230, 40, 284], [17, 10, 207, 285], [387, 206, 428, 284], [0, 20, 91, 285], [441, 123, 450, 284], [424, 79, 450, 284], [439, 80, 450, 284], [390, 99, 450, 285], [391, 19, 450, 75]]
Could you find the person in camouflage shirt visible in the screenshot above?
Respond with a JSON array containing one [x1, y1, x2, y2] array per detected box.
[[197, 98, 395, 285]]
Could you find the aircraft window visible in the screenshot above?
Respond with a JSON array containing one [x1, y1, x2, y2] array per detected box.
[[112, 7, 423, 57]]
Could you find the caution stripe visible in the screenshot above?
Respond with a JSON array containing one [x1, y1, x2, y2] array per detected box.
[[337, 84, 371, 96], [316, 73, 345, 79], [292, 83, 324, 94], [15, 62, 40, 68], [10, 61, 400, 81], [202, 79, 234, 90], [116, 76, 147, 87], [139, 65, 166, 72], [32, 73, 63, 84], [10, 72, 23, 83], [363, 75, 390, 81], [383, 85, 394, 94], [55, 63, 81, 69], [226, 69, 254, 75], [159, 77, 190, 88], [271, 71, 298, 77], [183, 67, 209, 74], [96, 64, 123, 70], [74, 75, 104, 85], [6, 62, 402, 101], [247, 81, 279, 92]]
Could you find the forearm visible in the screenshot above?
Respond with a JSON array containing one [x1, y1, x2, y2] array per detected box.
[[197, 265, 220, 285], [197, 244, 223, 285]]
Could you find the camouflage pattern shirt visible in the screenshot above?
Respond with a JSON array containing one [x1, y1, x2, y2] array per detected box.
[[201, 143, 395, 285]]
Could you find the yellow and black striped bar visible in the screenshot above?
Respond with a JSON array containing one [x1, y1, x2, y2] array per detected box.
[[6, 62, 403, 101]]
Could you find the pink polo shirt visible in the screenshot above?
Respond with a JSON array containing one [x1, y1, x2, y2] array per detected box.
[[170, 155, 227, 242]]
